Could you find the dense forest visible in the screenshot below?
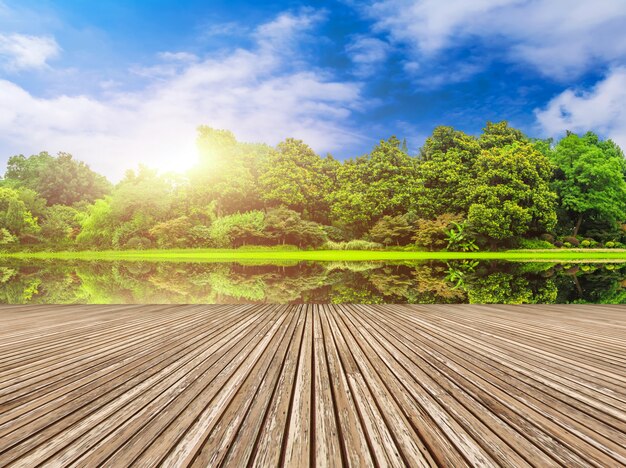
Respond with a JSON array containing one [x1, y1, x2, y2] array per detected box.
[[1, 121, 626, 252]]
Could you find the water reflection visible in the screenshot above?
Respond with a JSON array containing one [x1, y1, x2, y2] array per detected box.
[[0, 259, 625, 304]]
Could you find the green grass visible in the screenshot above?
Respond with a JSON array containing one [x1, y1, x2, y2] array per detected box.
[[3, 247, 626, 263]]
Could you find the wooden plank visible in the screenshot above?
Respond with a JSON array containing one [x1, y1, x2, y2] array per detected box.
[[0, 304, 625, 467]]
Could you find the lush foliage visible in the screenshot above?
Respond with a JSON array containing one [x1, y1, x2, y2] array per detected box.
[[1, 122, 625, 252]]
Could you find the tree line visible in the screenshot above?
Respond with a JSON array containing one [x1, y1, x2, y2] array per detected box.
[[1, 122, 625, 251]]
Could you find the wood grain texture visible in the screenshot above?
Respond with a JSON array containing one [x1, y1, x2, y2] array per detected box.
[[0, 304, 624, 467]]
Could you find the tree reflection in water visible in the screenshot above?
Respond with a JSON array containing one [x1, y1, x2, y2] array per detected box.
[[0, 260, 624, 304]]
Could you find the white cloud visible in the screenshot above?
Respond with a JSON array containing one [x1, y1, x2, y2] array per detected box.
[[364, 0, 626, 80], [0, 33, 59, 71], [157, 51, 198, 63], [0, 11, 366, 180], [535, 67, 626, 149], [346, 36, 390, 77]]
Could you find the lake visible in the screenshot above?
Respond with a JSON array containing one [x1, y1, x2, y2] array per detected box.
[[1, 258, 625, 304]]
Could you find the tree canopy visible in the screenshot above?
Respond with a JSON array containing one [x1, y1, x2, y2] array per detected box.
[[1, 123, 624, 252], [549, 132, 626, 236]]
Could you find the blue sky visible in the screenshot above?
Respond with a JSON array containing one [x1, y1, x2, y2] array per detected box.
[[1, 0, 626, 179]]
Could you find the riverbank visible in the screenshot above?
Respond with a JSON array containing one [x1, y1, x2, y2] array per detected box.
[[3, 247, 626, 262]]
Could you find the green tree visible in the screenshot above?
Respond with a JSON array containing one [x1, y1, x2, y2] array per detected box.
[[414, 127, 480, 219], [0, 187, 39, 240], [549, 132, 626, 236], [149, 216, 196, 248], [4, 152, 111, 205], [192, 126, 269, 216], [75, 198, 115, 249], [40, 205, 80, 249], [478, 121, 527, 150], [329, 137, 418, 236], [208, 211, 266, 248], [264, 207, 327, 248], [467, 142, 557, 246], [0, 228, 16, 246], [259, 139, 333, 222]]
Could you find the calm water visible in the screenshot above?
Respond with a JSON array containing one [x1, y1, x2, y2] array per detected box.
[[1, 259, 625, 304]]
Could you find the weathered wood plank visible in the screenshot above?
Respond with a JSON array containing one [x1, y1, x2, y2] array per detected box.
[[0, 304, 624, 467]]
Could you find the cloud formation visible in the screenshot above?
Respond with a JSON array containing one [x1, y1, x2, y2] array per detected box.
[[535, 67, 626, 150], [346, 36, 390, 77], [0, 33, 59, 71], [0, 10, 366, 180], [364, 0, 626, 80]]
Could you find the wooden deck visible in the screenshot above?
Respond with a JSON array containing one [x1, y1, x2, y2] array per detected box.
[[0, 304, 625, 467]]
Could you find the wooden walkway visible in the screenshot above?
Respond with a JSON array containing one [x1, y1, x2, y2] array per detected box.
[[0, 304, 625, 467]]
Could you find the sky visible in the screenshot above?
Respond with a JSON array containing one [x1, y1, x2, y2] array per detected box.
[[0, 0, 626, 180]]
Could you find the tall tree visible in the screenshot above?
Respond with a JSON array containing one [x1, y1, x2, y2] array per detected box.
[[329, 137, 418, 236], [478, 121, 527, 150], [467, 141, 557, 245], [192, 126, 269, 216], [549, 132, 626, 236], [414, 126, 480, 218], [4, 152, 111, 205], [259, 138, 333, 222]]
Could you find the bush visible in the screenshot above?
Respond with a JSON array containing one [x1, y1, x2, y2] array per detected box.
[[0, 228, 16, 246], [518, 238, 555, 249], [412, 213, 463, 251], [209, 211, 266, 248], [580, 238, 599, 248], [368, 215, 413, 246], [188, 225, 212, 246], [149, 216, 195, 248], [264, 207, 327, 248], [324, 240, 383, 250], [540, 233, 555, 243], [322, 225, 347, 242], [236, 244, 299, 251], [563, 236, 580, 247], [125, 236, 152, 250], [553, 241, 564, 247]]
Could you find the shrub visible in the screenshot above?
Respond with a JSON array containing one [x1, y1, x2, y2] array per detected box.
[[563, 236, 580, 247], [237, 244, 299, 251], [563, 242, 572, 248], [518, 239, 555, 249], [264, 207, 327, 248], [209, 211, 266, 248], [412, 213, 463, 251], [188, 225, 212, 246], [368, 215, 413, 246], [149, 216, 195, 248], [553, 241, 564, 247], [322, 225, 347, 242], [324, 240, 383, 250], [125, 236, 152, 250], [0, 228, 16, 246], [580, 239, 599, 248], [540, 233, 554, 243]]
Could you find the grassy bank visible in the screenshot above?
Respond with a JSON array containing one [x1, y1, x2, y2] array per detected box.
[[3, 248, 626, 263]]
